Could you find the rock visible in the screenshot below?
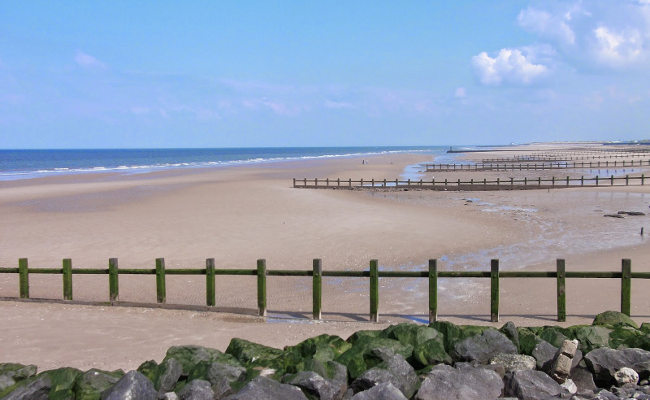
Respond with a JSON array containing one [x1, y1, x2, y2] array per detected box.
[[285, 334, 352, 364], [538, 326, 571, 348], [381, 323, 450, 367], [585, 347, 650, 387], [571, 361, 597, 394], [346, 330, 383, 345], [74, 369, 123, 400], [500, 322, 520, 352], [0, 375, 15, 392], [223, 376, 308, 400], [504, 369, 562, 400], [561, 378, 577, 395], [137, 360, 158, 382], [452, 329, 517, 364], [37, 367, 83, 400], [532, 340, 557, 371], [614, 367, 639, 386], [100, 371, 157, 400], [161, 392, 179, 400], [415, 363, 503, 400], [0, 374, 51, 400], [350, 349, 418, 399], [155, 358, 184, 392], [335, 336, 413, 380], [428, 321, 490, 352], [412, 338, 452, 367], [516, 327, 540, 356], [0, 363, 38, 381], [188, 361, 247, 398], [568, 325, 612, 354], [300, 359, 348, 386], [166, 345, 241, 375], [351, 382, 407, 400], [226, 339, 283, 368], [550, 354, 573, 383], [177, 379, 214, 400], [593, 311, 639, 329], [288, 371, 346, 400], [489, 353, 536, 372]]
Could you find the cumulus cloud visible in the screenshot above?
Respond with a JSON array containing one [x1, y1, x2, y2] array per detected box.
[[74, 51, 106, 69], [518, 7, 576, 45], [472, 48, 548, 85], [592, 26, 644, 67]]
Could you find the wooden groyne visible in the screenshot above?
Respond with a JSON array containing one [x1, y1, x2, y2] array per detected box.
[[480, 153, 650, 163], [292, 174, 647, 191], [423, 159, 650, 172], [1, 258, 648, 323]]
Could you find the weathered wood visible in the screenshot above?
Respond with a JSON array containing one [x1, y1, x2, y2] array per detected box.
[[62, 258, 72, 300], [257, 259, 267, 316], [109, 258, 119, 302], [155, 258, 166, 304], [429, 259, 437, 323], [313, 259, 322, 320], [556, 259, 566, 322], [206, 258, 215, 307], [621, 259, 631, 316], [369, 259, 379, 322], [19, 258, 29, 299], [491, 259, 499, 322]]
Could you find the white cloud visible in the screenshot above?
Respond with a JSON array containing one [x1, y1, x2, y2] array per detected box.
[[518, 7, 576, 45], [454, 87, 466, 98], [592, 26, 644, 67], [472, 48, 548, 85], [74, 51, 106, 69]]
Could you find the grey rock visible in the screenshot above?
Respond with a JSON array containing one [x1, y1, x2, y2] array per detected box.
[[178, 379, 214, 400], [415, 364, 503, 400], [352, 369, 394, 393], [205, 362, 246, 398], [452, 329, 517, 364], [351, 348, 418, 399], [289, 371, 346, 400], [584, 347, 650, 387], [551, 353, 573, 383], [74, 369, 123, 400], [156, 358, 184, 393], [161, 393, 179, 400], [571, 362, 597, 394], [0, 375, 16, 392], [101, 370, 157, 400], [614, 367, 639, 386], [504, 369, 562, 400], [500, 322, 520, 352], [559, 340, 579, 358], [561, 379, 577, 395], [489, 353, 536, 372], [224, 376, 308, 400], [0, 363, 38, 381], [532, 340, 559, 371], [1, 374, 51, 400], [351, 382, 407, 400]]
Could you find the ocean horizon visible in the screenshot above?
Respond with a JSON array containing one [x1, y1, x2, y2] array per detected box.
[[0, 146, 451, 181]]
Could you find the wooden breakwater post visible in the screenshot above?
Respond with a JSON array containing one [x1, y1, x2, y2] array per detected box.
[[156, 258, 166, 303], [62, 258, 72, 301], [621, 259, 631, 316], [257, 259, 267, 316], [429, 259, 438, 323], [19, 258, 29, 298], [556, 259, 566, 322], [369, 259, 379, 322], [491, 259, 499, 322], [206, 258, 216, 307], [109, 258, 119, 302], [313, 259, 322, 320]]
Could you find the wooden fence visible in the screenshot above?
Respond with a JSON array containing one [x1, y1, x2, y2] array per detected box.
[[0, 258, 648, 323], [423, 159, 650, 172], [292, 174, 647, 191]]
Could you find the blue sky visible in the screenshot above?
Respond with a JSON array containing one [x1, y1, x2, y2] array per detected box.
[[1, 1, 649, 148]]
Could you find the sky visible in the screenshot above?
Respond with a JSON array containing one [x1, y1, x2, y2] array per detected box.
[[1, 1, 650, 148]]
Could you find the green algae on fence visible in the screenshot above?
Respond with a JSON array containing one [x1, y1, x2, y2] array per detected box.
[[556, 259, 566, 322], [62, 258, 72, 301], [109, 258, 119, 302], [206, 258, 215, 307], [312, 259, 322, 320], [257, 259, 267, 317]]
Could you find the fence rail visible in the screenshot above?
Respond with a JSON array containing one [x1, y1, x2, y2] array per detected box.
[[423, 159, 650, 172], [292, 174, 647, 191], [481, 153, 650, 162], [1, 258, 648, 323]]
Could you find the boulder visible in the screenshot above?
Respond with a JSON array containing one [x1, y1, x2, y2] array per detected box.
[[584, 347, 650, 387], [0, 363, 38, 381], [452, 329, 517, 364], [136, 360, 158, 382], [571, 361, 597, 394], [346, 330, 383, 345], [335, 336, 413, 379], [73, 369, 123, 400], [568, 325, 612, 354], [0, 375, 15, 392], [608, 325, 650, 350], [288, 371, 346, 400], [285, 334, 352, 364], [428, 321, 489, 352], [37, 367, 83, 400], [504, 369, 562, 400], [412, 339, 451, 368], [489, 353, 536, 372], [300, 359, 348, 386], [415, 364, 503, 400], [499, 322, 520, 352], [188, 361, 247, 398], [537, 326, 571, 348], [532, 340, 557, 371], [223, 376, 308, 400], [351, 382, 407, 400], [226, 339, 283, 368], [155, 358, 184, 392], [100, 371, 157, 400], [614, 367, 639, 386], [381, 323, 442, 348], [166, 345, 241, 374], [515, 327, 540, 356], [350, 349, 418, 399], [177, 379, 214, 400], [593, 311, 639, 329], [0, 374, 51, 400]]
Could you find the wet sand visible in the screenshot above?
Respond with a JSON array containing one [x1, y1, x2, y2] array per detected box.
[[1, 145, 649, 371]]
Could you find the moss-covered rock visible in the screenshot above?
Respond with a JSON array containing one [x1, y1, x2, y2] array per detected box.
[[335, 336, 413, 380], [412, 338, 452, 367], [516, 327, 541, 356], [608, 325, 650, 350], [346, 330, 383, 344], [640, 323, 650, 334], [0, 363, 37, 381], [537, 326, 571, 348], [285, 334, 351, 363], [567, 325, 612, 354], [40, 367, 83, 400], [165, 345, 240, 374], [500, 322, 520, 352], [428, 321, 490, 352], [73, 369, 123, 400], [136, 360, 157, 383], [593, 311, 639, 329], [381, 323, 441, 347], [226, 338, 283, 368]]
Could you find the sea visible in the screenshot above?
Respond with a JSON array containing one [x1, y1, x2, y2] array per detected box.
[[0, 146, 449, 181]]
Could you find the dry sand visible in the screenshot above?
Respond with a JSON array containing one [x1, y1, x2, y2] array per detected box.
[[1, 145, 649, 371]]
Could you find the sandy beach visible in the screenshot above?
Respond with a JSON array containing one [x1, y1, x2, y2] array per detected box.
[[1, 145, 650, 371]]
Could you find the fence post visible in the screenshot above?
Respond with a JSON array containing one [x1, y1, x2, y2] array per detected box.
[[642, 174, 645, 185], [626, 175, 629, 186], [292, 178, 296, 188], [62, 258, 72, 301], [19, 258, 29, 299], [596, 175, 599, 186], [611, 175, 614, 186], [313, 259, 322, 320], [206, 258, 215, 307], [156, 258, 166, 304], [429, 259, 437, 323], [491, 259, 499, 322], [369, 259, 379, 322], [109, 258, 119, 303], [556, 259, 566, 322], [257, 259, 267, 316], [621, 259, 631, 316]]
